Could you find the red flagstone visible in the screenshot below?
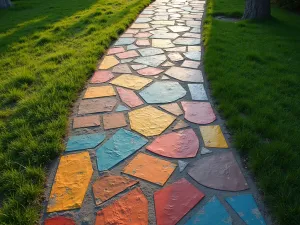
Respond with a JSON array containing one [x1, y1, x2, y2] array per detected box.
[[90, 71, 114, 84], [135, 32, 152, 38], [45, 216, 75, 225], [154, 178, 205, 225], [73, 115, 101, 129], [181, 101, 216, 124], [107, 47, 125, 55], [78, 97, 117, 114], [103, 112, 127, 130], [116, 50, 139, 59], [147, 129, 199, 158], [137, 67, 164, 76], [116, 87, 144, 108], [136, 39, 150, 46]]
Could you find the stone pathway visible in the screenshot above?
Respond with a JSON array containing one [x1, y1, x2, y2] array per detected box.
[[42, 0, 271, 224]]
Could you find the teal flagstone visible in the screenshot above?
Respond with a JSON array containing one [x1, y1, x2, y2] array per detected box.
[[226, 195, 266, 225], [66, 133, 106, 152], [139, 81, 186, 104], [185, 196, 232, 225], [116, 104, 129, 112], [96, 128, 148, 171]]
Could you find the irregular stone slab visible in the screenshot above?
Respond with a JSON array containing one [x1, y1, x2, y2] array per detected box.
[[201, 147, 212, 155], [153, 15, 168, 20], [45, 217, 75, 225], [133, 54, 167, 67], [135, 32, 152, 38], [151, 20, 175, 25], [66, 133, 106, 152], [226, 195, 266, 225], [185, 196, 232, 225], [182, 101, 216, 124], [137, 67, 164, 76], [121, 58, 133, 63], [161, 76, 170, 80], [168, 25, 190, 32], [162, 61, 174, 67], [110, 74, 152, 90], [168, 52, 184, 61], [114, 38, 136, 46], [83, 86, 116, 99], [96, 128, 148, 171], [168, 8, 183, 13], [121, 33, 133, 37], [116, 104, 129, 112], [116, 50, 139, 59], [184, 51, 201, 61], [78, 97, 117, 114], [150, 33, 179, 39], [187, 20, 201, 27], [47, 152, 93, 212], [165, 66, 203, 82], [173, 119, 189, 130], [107, 47, 125, 55], [152, 39, 175, 48], [140, 81, 186, 104], [159, 102, 183, 116], [123, 153, 176, 185], [136, 39, 150, 46], [90, 71, 114, 83], [188, 152, 248, 191], [112, 64, 131, 73], [173, 38, 201, 45], [188, 83, 208, 100], [200, 125, 229, 148], [73, 115, 101, 129], [147, 129, 199, 158], [181, 60, 200, 68], [116, 87, 144, 108], [141, 10, 154, 15], [131, 64, 147, 70], [182, 32, 201, 38], [99, 56, 119, 69], [129, 106, 175, 136], [131, 23, 150, 29], [92, 174, 138, 205], [138, 47, 164, 56], [125, 29, 139, 34], [127, 44, 139, 50], [135, 18, 152, 23], [188, 46, 201, 51], [154, 178, 205, 225], [103, 112, 127, 130], [165, 46, 186, 52], [95, 188, 148, 225], [191, 27, 201, 33], [178, 160, 189, 172]]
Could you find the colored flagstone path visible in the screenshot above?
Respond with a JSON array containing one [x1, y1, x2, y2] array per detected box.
[[42, 0, 271, 224]]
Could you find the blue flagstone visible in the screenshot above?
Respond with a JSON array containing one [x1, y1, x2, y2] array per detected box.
[[116, 104, 129, 112], [96, 128, 148, 171], [114, 38, 136, 46], [188, 83, 208, 100], [66, 133, 106, 152], [185, 196, 232, 225], [139, 81, 186, 104], [184, 51, 201, 61], [225, 194, 266, 225]]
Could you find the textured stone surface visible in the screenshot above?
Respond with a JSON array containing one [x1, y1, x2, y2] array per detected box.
[[168, 25, 190, 32], [90, 71, 114, 83], [173, 119, 189, 130], [184, 51, 201, 60], [168, 52, 184, 61], [178, 160, 189, 172], [103, 113, 127, 130], [107, 47, 125, 55], [134, 54, 167, 67], [110, 74, 152, 90], [66, 133, 105, 152], [114, 38, 136, 46], [45, 217, 76, 225], [115, 104, 129, 112], [152, 39, 175, 48], [136, 39, 151, 46], [138, 47, 164, 56], [159, 103, 183, 116], [165, 66, 203, 82], [116, 50, 139, 59], [73, 115, 101, 129], [173, 37, 201, 45], [112, 64, 131, 73], [116, 87, 144, 108], [78, 97, 117, 114], [200, 125, 228, 148], [182, 101, 216, 124], [83, 86, 116, 99], [123, 153, 176, 185], [188, 83, 208, 100], [137, 67, 164, 76], [99, 56, 119, 69], [181, 60, 200, 68]]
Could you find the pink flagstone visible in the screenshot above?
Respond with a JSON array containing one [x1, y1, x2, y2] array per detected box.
[[136, 39, 150, 46], [116, 50, 139, 59], [135, 32, 152, 38], [116, 87, 144, 108], [147, 129, 199, 158], [90, 71, 114, 83], [107, 47, 125, 55], [137, 67, 164, 76], [181, 101, 216, 124]]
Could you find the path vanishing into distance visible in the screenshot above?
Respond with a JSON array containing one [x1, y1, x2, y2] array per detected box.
[[41, 0, 272, 224]]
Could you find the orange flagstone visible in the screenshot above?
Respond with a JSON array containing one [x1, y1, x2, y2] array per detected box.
[[116, 87, 144, 108], [159, 103, 183, 116], [137, 67, 164, 76], [73, 115, 101, 129], [116, 50, 139, 59], [99, 56, 119, 69], [95, 188, 148, 225], [123, 153, 176, 185], [92, 174, 138, 205], [103, 112, 127, 130], [44, 216, 75, 225], [83, 86, 116, 99], [199, 125, 229, 148], [47, 152, 93, 212]]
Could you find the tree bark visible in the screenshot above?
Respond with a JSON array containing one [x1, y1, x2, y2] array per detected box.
[[0, 0, 12, 8], [243, 0, 271, 20]]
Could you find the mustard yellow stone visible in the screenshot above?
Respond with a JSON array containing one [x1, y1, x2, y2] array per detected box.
[[110, 74, 152, 90], [129, 106, 176, 136], [47, 152, 93, 212], [99, 56, 119, 69], [199, 125, 229, 148], [84, 86, 116, 99]]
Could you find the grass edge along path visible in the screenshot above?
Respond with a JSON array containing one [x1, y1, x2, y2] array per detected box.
[[0, 0, 152, 224], [203, 0, 300, 225]]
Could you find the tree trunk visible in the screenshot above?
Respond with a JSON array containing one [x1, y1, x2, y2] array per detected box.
[[0, 0, 12, 8], [243, 0, 271, 20]]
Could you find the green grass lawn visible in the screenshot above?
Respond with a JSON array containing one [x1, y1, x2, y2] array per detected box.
[[0, 0, 151, 224], [203, 0, 300, 224]]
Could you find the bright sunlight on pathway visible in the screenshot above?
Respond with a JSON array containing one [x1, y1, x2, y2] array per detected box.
[[42, 0, 271, 224]]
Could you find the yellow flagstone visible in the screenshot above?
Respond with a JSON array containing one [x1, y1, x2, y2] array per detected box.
[[84, 86, 116, 99], [47, 152, 93, 212], [188, 46, 201, 52], [110, 74, 152, 90], [199, 125, 229, 148], [129, 106, 176, 136], [99, 56, 119, 69]]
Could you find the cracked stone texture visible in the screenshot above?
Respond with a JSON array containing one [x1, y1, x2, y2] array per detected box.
[[43, 0, 271, 224]]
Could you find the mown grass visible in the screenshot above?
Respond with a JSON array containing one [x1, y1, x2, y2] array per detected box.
[[0, 0, 151, 224], [203, 0, 300, 224]]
